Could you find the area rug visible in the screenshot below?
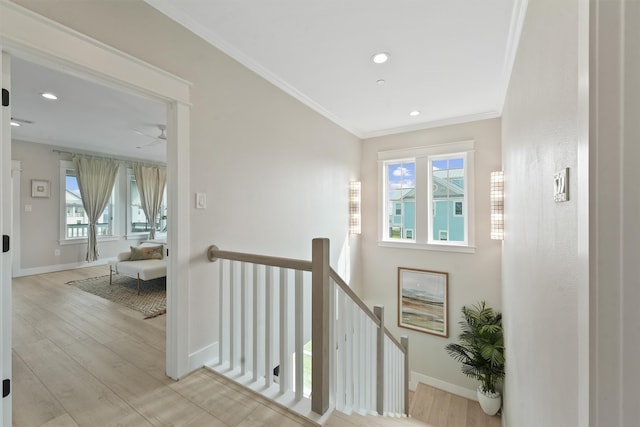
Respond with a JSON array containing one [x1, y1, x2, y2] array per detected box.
[[66, 274, 166, 319]]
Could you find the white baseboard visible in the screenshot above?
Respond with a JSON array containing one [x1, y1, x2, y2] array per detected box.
[[410, 371, 477, 401], [13, 259, 110, 278], [188, 342, 218, 373]]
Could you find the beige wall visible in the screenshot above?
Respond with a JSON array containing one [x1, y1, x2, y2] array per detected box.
[[12, 139, 142, 274], [501, 0, 589, 425], [361, 118, 502, 395], [10, 1, 361, 359]]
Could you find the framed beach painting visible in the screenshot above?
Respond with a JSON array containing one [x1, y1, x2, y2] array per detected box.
[[398, 267, 448, 337]]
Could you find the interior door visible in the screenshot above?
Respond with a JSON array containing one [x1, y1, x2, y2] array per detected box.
[[0, 49, 13, 426]]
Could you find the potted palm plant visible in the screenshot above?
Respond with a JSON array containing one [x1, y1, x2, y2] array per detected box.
[[445, 301, 505, 416]]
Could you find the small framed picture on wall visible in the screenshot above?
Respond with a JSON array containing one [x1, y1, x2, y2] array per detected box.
[[398, 267, 449, 337], [31, 179, 50, 198]]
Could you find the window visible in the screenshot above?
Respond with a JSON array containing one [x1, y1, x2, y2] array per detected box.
[[60, 161, 114, 241], [429, 155, 466, 243], [378, 140, 475, 252], [384, 160, 415, 241], [127, 170, 167, 237]]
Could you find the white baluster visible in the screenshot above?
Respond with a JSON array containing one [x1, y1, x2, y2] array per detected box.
[[294, 270, 303, 401], [279, 267, 288, 394], [345, 296, 353, 412], [218, 260, 224, 366], [229, 260, 235, 370], [265, 266, 273, 386], [252, 264, 259, 382], [240, 262, 246, 375]]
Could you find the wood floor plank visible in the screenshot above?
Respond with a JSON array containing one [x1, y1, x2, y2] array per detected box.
[[466, 400, 487, 427], [446, 394, 469, 427], [426, 388, 451, 427], [12, 351, 67, 427], [170, 370, 261, 425], [60, 337, 168, 401], [39, 414, 80, 427], [409, 382, 435, 424], [103, 334, 170, 384], [131, 386, 227, 426], [237, 403, 312, 427], [14, 339, 150, 426]]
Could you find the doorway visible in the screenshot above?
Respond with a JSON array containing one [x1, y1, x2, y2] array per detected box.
[[0, 8, 192, 424]]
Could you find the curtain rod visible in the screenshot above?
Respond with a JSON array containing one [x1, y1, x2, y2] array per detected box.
[[51, 149, 166, 168]]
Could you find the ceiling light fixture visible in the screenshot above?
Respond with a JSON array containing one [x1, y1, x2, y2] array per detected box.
[[376, 79, 386, 85], [10, 121, 20, 127], [409, 110, 421, 117], [41, 92, 58, 100], [371, 52, 389, 64]]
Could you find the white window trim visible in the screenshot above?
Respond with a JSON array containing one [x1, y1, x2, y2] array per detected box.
[[59, 160, 121, 244], [377, 140, 476, 253]]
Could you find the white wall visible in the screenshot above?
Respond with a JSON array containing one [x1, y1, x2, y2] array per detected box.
[[11, 1, 361, 366], [501, 0, 589, 425], [361, 118, 502, 396], [590, 1, 640, 425], [11, 139, 144, 275]]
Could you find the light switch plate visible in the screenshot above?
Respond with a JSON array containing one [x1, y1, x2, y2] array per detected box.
[[196, 192, 206, 209], [554, 168, 569, 202]]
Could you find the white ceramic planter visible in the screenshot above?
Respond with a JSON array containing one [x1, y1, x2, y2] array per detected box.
[[477, 387, 501, 416]]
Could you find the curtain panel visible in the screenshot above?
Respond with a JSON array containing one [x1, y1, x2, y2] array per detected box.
[[133, 164, 167, 240], [73, 156, 119, 262]]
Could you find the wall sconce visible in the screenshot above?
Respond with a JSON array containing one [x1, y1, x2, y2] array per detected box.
[[490, 171, 504, 240], [349, 181, 361, 235]]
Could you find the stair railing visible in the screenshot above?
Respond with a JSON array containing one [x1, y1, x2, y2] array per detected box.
[[207, 238, 408, 422]]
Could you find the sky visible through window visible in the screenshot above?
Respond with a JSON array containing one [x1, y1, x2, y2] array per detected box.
[[66, 175, 80, 194], [432, 158, 464, 171], [388, 162, 415, 193]]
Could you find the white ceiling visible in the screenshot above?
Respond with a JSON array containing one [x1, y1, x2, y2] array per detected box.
[[10, 56, 167, 163], [10, 1, 526, 160], [147, 0, 527, 138]]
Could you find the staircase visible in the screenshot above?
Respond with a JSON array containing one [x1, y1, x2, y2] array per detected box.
[[206, 238, 409, 425]]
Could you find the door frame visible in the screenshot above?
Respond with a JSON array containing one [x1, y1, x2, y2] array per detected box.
[[0, 2, 192, 381]]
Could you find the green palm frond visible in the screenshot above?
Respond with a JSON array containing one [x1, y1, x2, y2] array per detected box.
[[446, 301, 505, 394]]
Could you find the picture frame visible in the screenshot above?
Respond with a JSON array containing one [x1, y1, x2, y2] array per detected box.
[[398, 267, 448, 337], [31, 179, 50, 198]]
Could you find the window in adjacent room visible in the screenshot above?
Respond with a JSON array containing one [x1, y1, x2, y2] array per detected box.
[[127, 170, 167, 237], [60, 162, 114, 241]]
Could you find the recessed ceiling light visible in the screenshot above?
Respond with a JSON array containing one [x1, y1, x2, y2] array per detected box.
[[41, 92, 58, 100], [376, 79, 386, 85], [409, 110, 421, 117], [10, 121, 20, 127], [371, 52, 390, 64]]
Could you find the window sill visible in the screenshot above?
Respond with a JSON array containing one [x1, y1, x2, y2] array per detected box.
[[377, 240, 476, 254], [59, 236, 122, 246]]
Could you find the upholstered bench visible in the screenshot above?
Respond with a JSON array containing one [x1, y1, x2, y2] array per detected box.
[[108, 242, 167, 295]]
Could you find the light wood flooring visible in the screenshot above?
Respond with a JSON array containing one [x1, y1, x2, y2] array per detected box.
[[12, 266, 501, 427]]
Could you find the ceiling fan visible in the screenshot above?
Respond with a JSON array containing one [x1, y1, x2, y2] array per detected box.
[[134, 124, 166, 149]]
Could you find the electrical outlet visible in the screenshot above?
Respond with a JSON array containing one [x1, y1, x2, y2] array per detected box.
[[54, 249, 60, 256]]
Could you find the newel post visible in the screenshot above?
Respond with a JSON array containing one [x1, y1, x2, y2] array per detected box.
[[374, 305, 385, 416], [311, 238, 330, 415]]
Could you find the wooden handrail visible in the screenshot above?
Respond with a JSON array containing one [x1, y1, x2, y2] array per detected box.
[[330, 268, 406, 353], [207, 245, 312, 271]]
